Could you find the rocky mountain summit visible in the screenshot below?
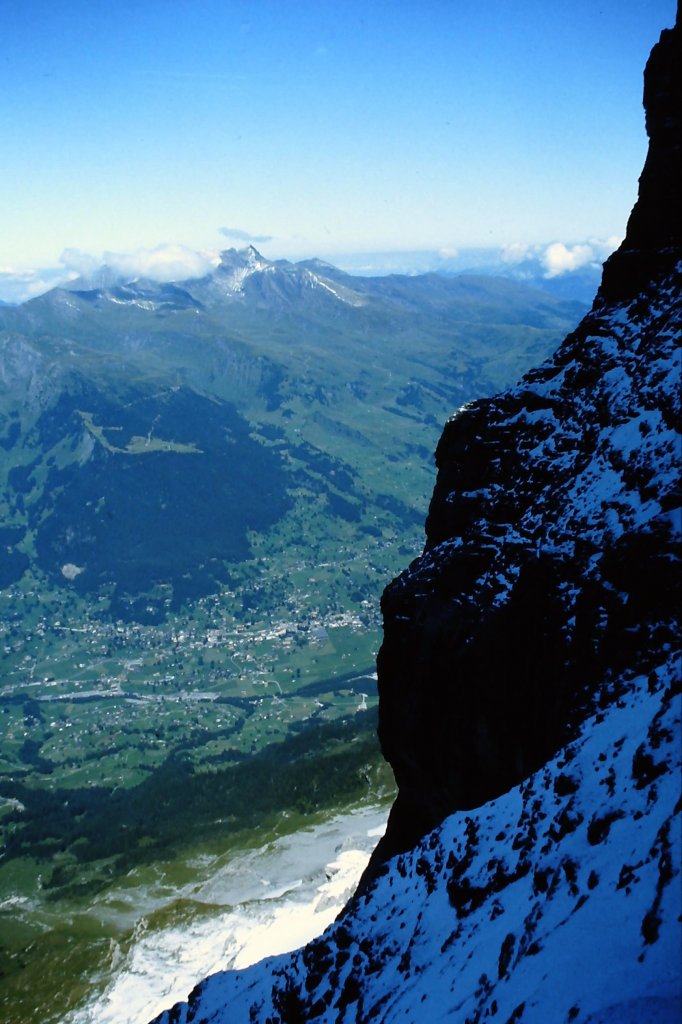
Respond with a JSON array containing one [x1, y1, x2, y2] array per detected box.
[[153, 17, 680, 1024], [57, 244, 369, 312]]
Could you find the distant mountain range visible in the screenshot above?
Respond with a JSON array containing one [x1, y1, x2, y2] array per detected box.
[[329, 245, 608, 304], [0, 239, 611, 307], [0, 249, 585, 622]]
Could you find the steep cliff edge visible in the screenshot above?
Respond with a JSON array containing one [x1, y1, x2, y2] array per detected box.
[[600, 13, 682, 301], [152, 16, 680, 1024], [370, 14, 681, 869]]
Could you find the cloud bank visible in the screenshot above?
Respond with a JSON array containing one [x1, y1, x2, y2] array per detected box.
[[497, 237, 622, 277], [0, 245, 220, 304], [0, 266, 79, 305], [61, 244, 219, 283]]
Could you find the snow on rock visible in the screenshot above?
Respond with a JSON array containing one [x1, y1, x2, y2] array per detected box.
[[210, 247, 366, 306], [152, 661, 680, 1023], [371, 253, 681, 868]]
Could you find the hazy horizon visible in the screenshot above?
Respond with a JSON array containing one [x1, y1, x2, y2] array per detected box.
[[1, 0, 676, 301], [0, 236, 619, 305]]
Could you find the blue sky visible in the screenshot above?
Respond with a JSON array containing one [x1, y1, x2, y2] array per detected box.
[[0, 0, 676, 294]]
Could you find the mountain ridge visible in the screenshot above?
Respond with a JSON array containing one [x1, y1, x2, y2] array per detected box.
[[16, 245, 589, 319]]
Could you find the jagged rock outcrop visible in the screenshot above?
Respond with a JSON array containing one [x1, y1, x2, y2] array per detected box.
[[369, 13, 681, 871], [152, 15, 681, 1023], [601, 15, 682, 301]]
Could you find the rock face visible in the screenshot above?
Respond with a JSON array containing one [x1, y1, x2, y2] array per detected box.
[[369, 13, 681, 871], [601, 15, 682, 301], [152, 16, 681, 1024]]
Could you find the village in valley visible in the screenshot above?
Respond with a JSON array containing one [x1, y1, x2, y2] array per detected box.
[[0, 533, 394, 797]]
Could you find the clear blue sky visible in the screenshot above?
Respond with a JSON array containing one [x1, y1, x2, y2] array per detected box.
[[0, 0, 676, 278]]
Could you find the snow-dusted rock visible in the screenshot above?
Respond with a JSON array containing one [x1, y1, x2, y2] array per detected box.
[[152, 659, 680, 1023]]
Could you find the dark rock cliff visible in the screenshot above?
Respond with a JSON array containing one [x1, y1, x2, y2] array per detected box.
[[601, 13, 682, 301], [368, 13, 681, 873]]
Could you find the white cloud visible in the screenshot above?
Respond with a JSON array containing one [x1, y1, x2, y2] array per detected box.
[[0, 266, 78, 304], [0, 244, 220, 304], [542, 241, 595, 277], [61, 244, 219, 284], [500, 242, 533, 265], [602, 235, 623, 253], [219, 226, 274, 244], [541, 237, 621, 278], [103, 244, 219, 282], [60, 248, 103, 277]]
